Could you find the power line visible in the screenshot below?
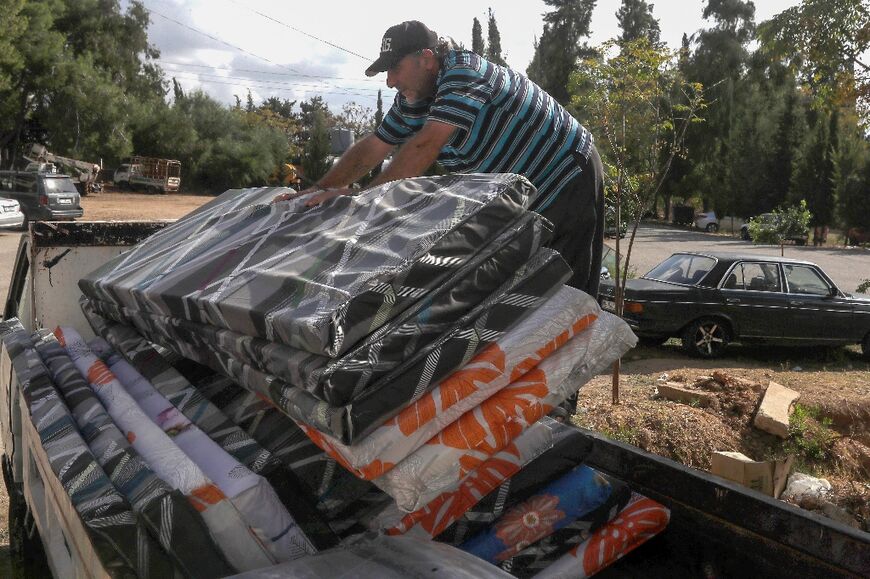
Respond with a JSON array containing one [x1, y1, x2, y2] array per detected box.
[[169, 71, 384, 96], [143, 3, 358, 97], [155, 60, 384, 84], [226, 0, 371, 62], [172, 74, 383, 100]]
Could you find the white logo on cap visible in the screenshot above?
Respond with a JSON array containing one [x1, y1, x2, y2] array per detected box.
[[381, 37, 392, 53]]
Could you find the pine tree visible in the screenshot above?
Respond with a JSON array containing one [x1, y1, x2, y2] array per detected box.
[[472, 17, 485, 56], [486, 9, 507, 66], [616, 0, 661, 45], [526, 0, 597, 105]]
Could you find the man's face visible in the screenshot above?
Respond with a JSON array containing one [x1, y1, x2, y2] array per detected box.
[[386, 49, 437, 104]]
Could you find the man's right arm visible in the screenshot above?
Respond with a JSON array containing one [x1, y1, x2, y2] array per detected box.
[[315, 134, 395, 189], [273, 134, 394, 203]]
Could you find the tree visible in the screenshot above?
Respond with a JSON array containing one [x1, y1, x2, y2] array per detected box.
[[485, 8, 507, 66], [833, 114, 870, 230], [616, 0, 661, 45], [747, 200, 812, 255], [527, 0, 597, 105], [0, 0, 165, 166], [759, 0, 870, 122], [675, 0, 756, 213], [791, 109, 836, 227], [472, 17, 485, 56], [336, 102, 374, 138], [301, 108, 332, 184], [572, 39, 705, 288], [0, 0, 26, 94]]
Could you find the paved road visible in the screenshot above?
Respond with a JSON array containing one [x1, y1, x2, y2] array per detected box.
[[609, 222, 870, 294]]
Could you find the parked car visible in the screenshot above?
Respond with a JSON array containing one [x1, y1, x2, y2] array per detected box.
[[0, 196, 24, 229], [846, 227, 870, 246], [694, 211, 719, 232], [740, 212, 809, 245], [597, 252, 870, 359], [0, 170, 84, 229]]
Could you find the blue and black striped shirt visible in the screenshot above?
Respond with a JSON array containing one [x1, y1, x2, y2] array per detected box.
[[376, 50, 593, 211]]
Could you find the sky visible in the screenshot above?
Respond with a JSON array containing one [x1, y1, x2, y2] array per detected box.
[[134, 0, 803, 113]]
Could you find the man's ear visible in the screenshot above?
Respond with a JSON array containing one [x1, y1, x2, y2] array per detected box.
[[421, 48, 438, 70]]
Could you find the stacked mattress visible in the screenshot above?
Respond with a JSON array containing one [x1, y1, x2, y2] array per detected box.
[[70, 174, 669, 576]]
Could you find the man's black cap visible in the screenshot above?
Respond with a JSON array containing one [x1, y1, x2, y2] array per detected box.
[[365, 21, 438, 77]]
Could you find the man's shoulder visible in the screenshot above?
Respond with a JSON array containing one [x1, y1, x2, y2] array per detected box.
[[443, 49, 482, 72]]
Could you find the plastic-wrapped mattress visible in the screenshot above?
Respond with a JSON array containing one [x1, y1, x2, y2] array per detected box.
[[84, 247, 571, 443], [79, 174, 539, 358]]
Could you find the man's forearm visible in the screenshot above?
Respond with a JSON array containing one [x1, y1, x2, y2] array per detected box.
[[316, 134, 392, 189], [367, 121, 456, 188]]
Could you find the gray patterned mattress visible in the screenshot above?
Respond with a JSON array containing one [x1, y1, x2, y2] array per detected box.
[[79, 173, 539, 358]]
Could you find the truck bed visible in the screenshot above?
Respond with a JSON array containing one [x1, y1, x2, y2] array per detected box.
[[2, 221, 868, 578]]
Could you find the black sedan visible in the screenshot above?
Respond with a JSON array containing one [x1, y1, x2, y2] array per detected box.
[[598, 252, 870, 359]]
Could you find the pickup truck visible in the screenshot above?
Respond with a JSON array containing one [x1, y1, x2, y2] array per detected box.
[[1, 221, 868, 578], [113, 157, 181, 193]]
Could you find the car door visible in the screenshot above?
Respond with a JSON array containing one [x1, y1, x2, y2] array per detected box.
[[7, 172, 38, 218], [782, 264, 853, 342], [719, 261, 787, 339]]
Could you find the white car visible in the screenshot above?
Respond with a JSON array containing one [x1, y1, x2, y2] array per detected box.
[[694, 211, 719, 232], [0, 196, 25, 229]]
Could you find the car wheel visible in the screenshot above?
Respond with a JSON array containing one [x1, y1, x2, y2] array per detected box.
[[741, 228, 750, 241], [706, 223, 719, 233], [681, 318, 730, 358]]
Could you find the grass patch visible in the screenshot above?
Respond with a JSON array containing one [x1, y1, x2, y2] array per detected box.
[[784, 404, 838, 473]]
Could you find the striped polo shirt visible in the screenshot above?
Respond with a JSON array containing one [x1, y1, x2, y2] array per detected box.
[[376, 49, 593, 211]]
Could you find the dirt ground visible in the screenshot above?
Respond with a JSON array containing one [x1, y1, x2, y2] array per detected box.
[[1, 189, 867, 572], [574, 341, 870, 530], [80, 186, 213, 220]]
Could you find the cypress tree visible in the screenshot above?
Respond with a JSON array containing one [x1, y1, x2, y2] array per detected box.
[[486, 9, 507, 66], [472, 17, 485, 56]]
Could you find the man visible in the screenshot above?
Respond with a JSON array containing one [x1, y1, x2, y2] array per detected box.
[[276, 20, 604, 296]]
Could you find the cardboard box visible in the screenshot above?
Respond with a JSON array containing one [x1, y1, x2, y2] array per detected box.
[[711, 451, 794, 498]]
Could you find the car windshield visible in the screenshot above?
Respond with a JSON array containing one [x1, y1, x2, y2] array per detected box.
[[645, 254, 716, 285], [42, 177, 78, 194]]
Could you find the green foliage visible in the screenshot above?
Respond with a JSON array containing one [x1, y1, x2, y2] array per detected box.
[[527, 0, 597, 105], [616, 0, 661, 45], [471, 17, 485, 56], [758, 0, 870, 123], [834, 115, 870, 229], [335, 102, 374, 138], [485, 8, 507, 66], [570, 38, 705, 286], [856, 279, 870, 294], [301, 109, 332, 184], [785, 404, 837, 466], [0, 0, 26, 93], [747, 200, 812, 245]]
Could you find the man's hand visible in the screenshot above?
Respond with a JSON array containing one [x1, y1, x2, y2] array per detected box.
[[304, 188, 353, 207], [271, 187, 317, 204]]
